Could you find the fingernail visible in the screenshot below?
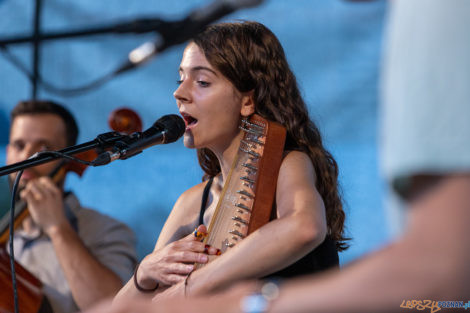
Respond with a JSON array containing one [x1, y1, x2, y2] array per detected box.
[[216, 249, 222, 256]]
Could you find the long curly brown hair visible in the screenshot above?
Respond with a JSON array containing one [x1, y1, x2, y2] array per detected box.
[[192, 21, 349, 251]]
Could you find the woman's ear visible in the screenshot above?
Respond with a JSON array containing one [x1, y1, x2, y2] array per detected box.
[[240, 90, 255, 117]]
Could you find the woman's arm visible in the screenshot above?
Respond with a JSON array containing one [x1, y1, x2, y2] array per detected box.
[[113, 183, 218, 302], [154, 151, 328, 299]]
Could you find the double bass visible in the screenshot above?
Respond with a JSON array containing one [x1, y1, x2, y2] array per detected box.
[[0, 108, 142, 313]]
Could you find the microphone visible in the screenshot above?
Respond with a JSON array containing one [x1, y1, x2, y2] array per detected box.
[[93, 114, 185, 165], [116, 0, 264, 74]]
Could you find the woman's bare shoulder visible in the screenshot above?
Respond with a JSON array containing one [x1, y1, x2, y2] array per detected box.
[[277, 150, 318, 200], [281, 150, 316, 178]]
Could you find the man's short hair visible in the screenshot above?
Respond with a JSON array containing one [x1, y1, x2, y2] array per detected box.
[[11, 100, 79, 146]]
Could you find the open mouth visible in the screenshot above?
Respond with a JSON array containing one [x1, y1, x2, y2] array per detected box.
[[180, 112, 198, 129]]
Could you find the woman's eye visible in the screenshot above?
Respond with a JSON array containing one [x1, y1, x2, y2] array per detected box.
[[176, 79, 183, 85], [197, 81, 210, 87]]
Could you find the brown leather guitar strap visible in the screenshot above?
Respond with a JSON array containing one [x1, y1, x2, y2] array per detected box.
[[246, 114, 286, 234]]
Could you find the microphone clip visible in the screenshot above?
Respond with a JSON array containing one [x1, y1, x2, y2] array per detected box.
[[92, 131, 145, 166], [91, 114, 183, 166]]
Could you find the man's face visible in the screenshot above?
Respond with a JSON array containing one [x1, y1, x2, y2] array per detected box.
[[6, 113, 68, 187]]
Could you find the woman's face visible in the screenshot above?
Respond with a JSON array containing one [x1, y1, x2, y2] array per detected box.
[[174, 43, 253, 151]]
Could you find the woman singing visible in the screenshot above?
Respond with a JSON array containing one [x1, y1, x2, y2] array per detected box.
[[114, 21, 348, 302]]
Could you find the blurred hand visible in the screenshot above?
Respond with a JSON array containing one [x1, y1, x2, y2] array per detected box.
[[20, 176, 68, 236]]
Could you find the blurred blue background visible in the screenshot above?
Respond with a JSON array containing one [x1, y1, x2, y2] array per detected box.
[[0, 0, 389, 264]]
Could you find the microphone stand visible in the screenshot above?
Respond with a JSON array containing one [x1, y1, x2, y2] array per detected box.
[[0, 131, 126, 177], [0, 18, 172, 46]]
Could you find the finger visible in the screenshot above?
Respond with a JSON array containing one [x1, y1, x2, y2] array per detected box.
[[24, 181, 46, 202], [204, 244, 222, 256], [38, 177, 61, 198], [31, 180, 55, 200], [171, 240, 206, 253], [19, 186, 41, 210], [195, 224, 208, 241], [181, 230, 199, 242], [19, 188, 28, 200], [20, 188, 36, 205], [167, 262, 194, 276], [176, 241, 220, 256], [196, 224, 207, 235], [174, 250, 208, 264], [182, 224, 208, 242]]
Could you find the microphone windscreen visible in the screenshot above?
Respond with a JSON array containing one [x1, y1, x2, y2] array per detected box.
[[155, 114, 185, 143]]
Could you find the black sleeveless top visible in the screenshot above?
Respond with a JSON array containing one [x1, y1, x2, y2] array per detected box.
[[199, 177, 339, 279]]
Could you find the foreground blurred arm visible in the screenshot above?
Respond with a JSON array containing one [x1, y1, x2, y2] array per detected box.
[[265, 174, 470, 313]]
